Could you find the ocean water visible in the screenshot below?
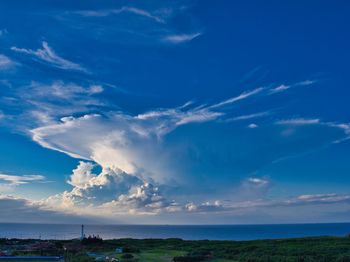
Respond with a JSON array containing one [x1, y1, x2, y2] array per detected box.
[[0, 223, 349, 240]]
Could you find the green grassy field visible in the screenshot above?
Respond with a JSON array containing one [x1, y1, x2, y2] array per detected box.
[[2, 236, 350, 262]]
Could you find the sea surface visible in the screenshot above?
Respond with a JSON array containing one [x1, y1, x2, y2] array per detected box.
[[0, 223, 349, 241]]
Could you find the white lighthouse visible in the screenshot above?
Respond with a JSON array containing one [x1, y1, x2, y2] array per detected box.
[[80, 224, 85, 240]]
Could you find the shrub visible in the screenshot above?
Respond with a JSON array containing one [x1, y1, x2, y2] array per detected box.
[[121, 253, 134, 259]]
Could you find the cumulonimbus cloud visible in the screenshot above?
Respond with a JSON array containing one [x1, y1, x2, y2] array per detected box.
[[30, 86, 266, 180]]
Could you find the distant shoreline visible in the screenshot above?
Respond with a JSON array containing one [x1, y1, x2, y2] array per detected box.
[[1, 221, 349, 226], [1, 223, 350, 241]]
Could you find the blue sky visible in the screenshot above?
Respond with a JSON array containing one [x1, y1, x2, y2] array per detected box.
[[0, 0, 350, 224]]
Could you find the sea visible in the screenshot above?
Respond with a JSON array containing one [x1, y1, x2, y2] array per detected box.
[[0, 223, 349, 241]]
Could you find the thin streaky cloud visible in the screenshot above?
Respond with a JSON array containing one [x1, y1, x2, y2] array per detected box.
[[227, 111, 270, 122], [0, 173, 45, 185], [269, 84, 290, 94], [276, 118, 320, 125], [11, 41, 87, 72], [277, 119, 349, 134], [209, 87, 264, 109], [269, 79, 316, 94], [178, 101, 194, 109], [163, 32, 202, 44], [0, 54, 16, 70], [76, 6, 166, 24], [296, 79, 317, 86]]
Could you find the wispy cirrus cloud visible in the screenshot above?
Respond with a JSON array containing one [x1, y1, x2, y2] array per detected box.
[[209, 87, 264, 109], [272, 117, 350, 162], [276, 117, 350, 138], [8, 81, 106, 126], [0, 54, 16, 70], [163, 32, 202, 44], [24, 81, 103, 100], [276, 118, 321, 125], [76, 6, 166, 24], [226, 111, 270, 122], [186, 193, 350, 214], [0, 173, 45, 186], [11, 41, 87, 72], [269, 79, 316, 94], [269, 84, 291, 94]]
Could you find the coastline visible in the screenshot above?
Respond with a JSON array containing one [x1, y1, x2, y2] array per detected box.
[[1, 223, 350, 241]]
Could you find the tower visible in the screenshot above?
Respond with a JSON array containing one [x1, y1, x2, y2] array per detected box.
[[80, 224, 85, 240]]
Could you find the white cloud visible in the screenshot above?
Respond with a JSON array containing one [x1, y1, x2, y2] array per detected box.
[[237, 177, 271, 199], [276, 118, 320, 125], [297, 80, 316, 86], [0, 173, 45, 186], [209, 87, 264, 109], [276, 118, 350, 141], [2, 190, 349, 223], [45, 162, 176, 215], [14, 81, 105, 126], [328, 123, 350, 135], [19, 77, 349, 219], [185, 200, 224, 213], [246, 177, 270, 187], [248, 123, 258, 129], [228, 111, 270, 121], [67, 161, 96, 188], [30, 88, 262, 181], [269, 80, 316, 94], [30, 106, 224, 179], [163, 32, 202, 44], [76, 6, 166, 24], [269, 84, 290, 94], [24, 81, 103, 100], [49, 166, 144, 208], [186, 193, 350, 214], [285, 193, 350, 206], [28, 86, 350, 217], [11, 42, 86, 72], [0, 54, 15, 70], [0, 196, 100, 224], [102, 182, 171, 214]]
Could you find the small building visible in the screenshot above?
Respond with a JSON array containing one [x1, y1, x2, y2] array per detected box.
[[86, 253, 105, 261], [115, 248, 123, 254]]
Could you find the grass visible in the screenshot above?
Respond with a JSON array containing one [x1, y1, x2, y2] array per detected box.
[[2, 236, 350, 262]]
